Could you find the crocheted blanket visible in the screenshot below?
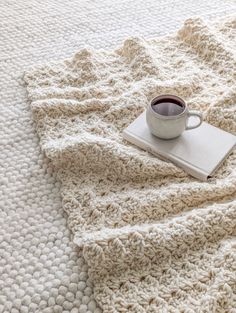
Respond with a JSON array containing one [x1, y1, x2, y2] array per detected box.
[[24, 16, 236, 312]]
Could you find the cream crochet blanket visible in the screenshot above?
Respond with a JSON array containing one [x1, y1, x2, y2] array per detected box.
[[25, 16, 236, 312]]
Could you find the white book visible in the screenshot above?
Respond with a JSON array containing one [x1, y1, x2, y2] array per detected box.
[[123, 111, 236, 181]]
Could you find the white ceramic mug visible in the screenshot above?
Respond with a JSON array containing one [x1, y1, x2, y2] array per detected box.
[[146, 94, 203, 139]]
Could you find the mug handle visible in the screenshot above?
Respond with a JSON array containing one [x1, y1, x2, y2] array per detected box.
[[186, 110, 203, 130]]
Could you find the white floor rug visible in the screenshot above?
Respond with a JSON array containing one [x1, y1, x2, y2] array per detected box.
[[1, 1, 236, 312], [24, 15, 236, 312]]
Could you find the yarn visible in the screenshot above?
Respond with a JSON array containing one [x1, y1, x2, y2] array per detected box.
[[24, 15, 236, 312]]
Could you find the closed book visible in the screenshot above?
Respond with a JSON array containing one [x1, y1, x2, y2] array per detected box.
[[122, 112, 236, 181]]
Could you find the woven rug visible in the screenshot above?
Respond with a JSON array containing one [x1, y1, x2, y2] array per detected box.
[[24, 15, 236, 312], [2, 1, 236, 313]]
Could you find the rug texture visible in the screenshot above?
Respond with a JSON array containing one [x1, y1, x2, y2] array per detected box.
[[3, 1, 236, 313], [24, 15, 236, 312]]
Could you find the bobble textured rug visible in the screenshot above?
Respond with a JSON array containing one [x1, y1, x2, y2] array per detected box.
[[2, 1, 236, 313], [24, 15, 236, 312]]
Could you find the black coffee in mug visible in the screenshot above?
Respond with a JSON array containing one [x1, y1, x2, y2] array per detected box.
[[147, 94, 203, 139], [151, 97, 185, 116]]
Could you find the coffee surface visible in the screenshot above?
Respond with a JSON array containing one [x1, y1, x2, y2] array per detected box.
[[152, 99, 185, 116]]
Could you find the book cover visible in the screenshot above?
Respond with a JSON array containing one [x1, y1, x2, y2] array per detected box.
[[122, 112, 236, 181]]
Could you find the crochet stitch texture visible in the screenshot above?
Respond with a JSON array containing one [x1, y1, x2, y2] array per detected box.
[[25, 16, 236, 312]]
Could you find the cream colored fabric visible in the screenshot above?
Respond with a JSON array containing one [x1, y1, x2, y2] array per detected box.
[[25, 16, 236, 313]]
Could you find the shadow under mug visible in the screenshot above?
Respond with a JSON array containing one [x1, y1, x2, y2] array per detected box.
[[146, 95, 203, 139]]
